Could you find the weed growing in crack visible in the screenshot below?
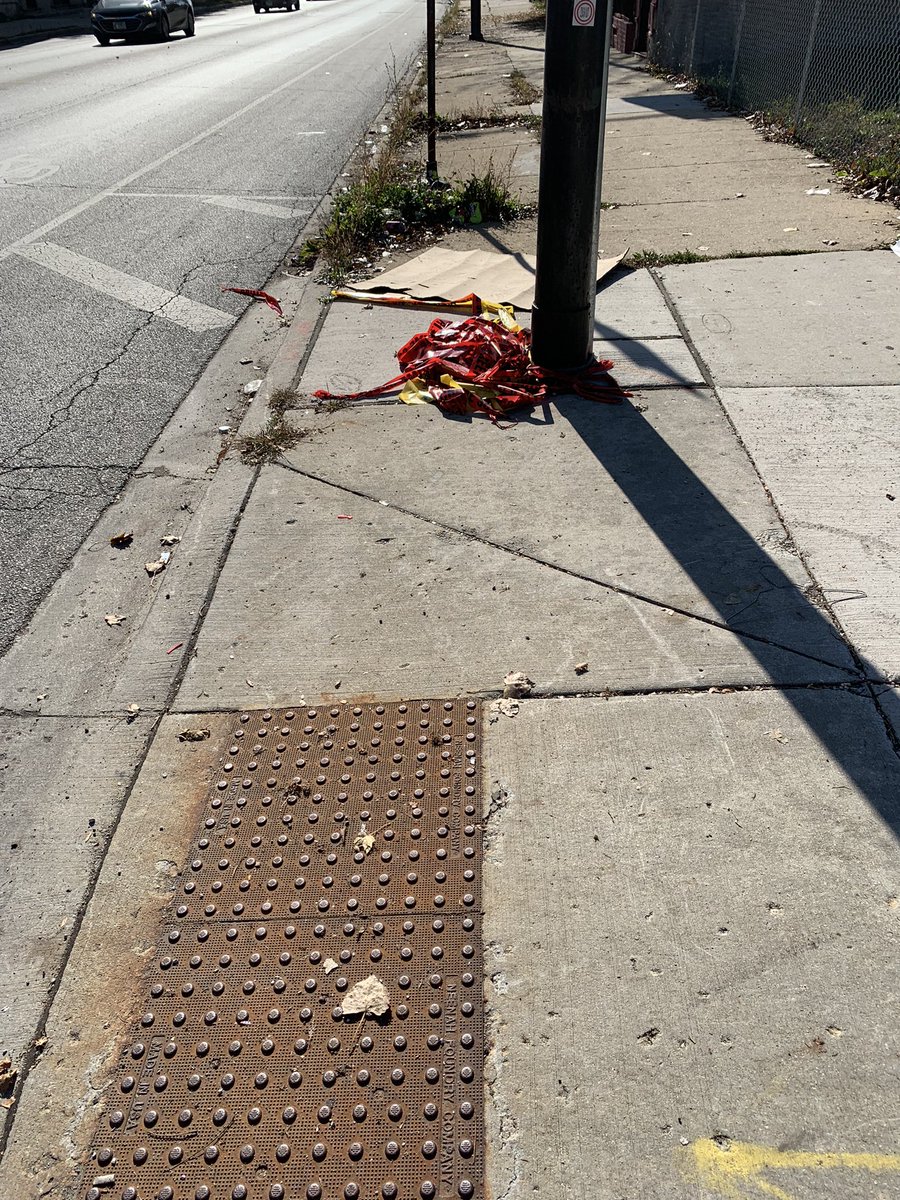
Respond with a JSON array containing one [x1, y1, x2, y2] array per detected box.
[[439, 0, 464, 37], [627, 249, 710, 268], [508, 68, 541, 107], [235, 416, 309, 466]]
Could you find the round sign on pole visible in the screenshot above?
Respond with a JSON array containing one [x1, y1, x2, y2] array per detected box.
[[572, 0, 595, 26]]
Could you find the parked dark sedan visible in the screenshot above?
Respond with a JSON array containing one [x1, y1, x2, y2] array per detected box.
[[90, 0, 195, 44]]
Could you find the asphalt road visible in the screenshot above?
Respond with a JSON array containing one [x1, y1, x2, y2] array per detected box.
[[0, 0, 423, 654]]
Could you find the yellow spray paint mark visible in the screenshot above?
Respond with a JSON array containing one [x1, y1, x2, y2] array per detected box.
[[684, 1137, 900, 1200]]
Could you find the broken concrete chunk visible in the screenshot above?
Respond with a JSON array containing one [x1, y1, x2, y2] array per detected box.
[[503, 670, 534, 698]]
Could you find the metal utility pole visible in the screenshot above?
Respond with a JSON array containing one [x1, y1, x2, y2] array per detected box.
[[531, 0, 614, 369], [470, 0, 482, 41], [426, 0, 438, 180]]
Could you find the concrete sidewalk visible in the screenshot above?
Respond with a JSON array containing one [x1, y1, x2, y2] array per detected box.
[[2, 4, 900, 1199]]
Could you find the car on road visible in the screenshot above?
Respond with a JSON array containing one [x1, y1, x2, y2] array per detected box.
[[90, 0, 195, 44], [253, 0, 301, 11]]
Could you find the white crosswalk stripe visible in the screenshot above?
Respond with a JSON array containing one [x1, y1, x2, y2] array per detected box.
[[17, 242, 235, 333]]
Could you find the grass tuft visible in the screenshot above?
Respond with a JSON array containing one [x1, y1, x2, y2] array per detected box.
[[508, 68, 541, 107], [626, 249, 709, 268], [439, 0, 464, 37], [235, 415, 309, 466]]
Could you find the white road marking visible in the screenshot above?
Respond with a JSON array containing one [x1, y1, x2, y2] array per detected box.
[[112, 191, 311, 201], [203, 194, 310, 219], [0, 9, 412, 263], [17, 242, 235, 333]]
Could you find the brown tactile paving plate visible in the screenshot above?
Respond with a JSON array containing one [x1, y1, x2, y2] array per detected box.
[[83, 701, 483, 1200]]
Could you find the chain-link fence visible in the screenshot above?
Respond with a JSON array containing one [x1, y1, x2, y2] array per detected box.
[[651, 0, 900, 196]]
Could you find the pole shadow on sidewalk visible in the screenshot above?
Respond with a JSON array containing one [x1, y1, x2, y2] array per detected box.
[[559, 391, 900, 839]]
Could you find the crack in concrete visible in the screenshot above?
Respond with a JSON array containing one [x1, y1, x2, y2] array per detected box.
[[272, 459, 860, 677]]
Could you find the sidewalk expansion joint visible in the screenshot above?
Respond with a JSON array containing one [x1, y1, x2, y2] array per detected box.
[[273, 460, 860, 678], [77, 700, 485, 1200]]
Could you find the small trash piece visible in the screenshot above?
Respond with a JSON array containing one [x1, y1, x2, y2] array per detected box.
[[574, 662, 589, 675], [353, 825, 376, 855], [337, 514, 353, 520], [125, 703, 140, 722], [503, 670, 534, 698], [104, 613, 126, 627], [243, 379, 263, 396], [0, 1057, 16, 1089], [805, 187, 831, 195], [179, 728, 211, 742], [822, 239, 838, 246], [145, 559, 166, 577], [221, 286, 284, 318], [218, 425, 232, 434], [109, 532, 133, 549], [341, 975, 390, 1018], [323, 958, 339, 975], [92, 1176, 116, 1189], [240, 357, 253, 365], [166, 642, 184, 655], [160, 535, 181, 546], [766, 728, 788, 744], [674, 81, 689, 90], [783, 227, 799, 232], [891, 238, 900, 258]]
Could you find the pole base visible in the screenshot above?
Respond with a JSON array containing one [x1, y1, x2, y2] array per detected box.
[[530, 303, 594, 372]]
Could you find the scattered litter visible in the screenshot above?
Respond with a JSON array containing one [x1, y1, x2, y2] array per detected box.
[[674, 81, 689, 90], [766, 728, 788, 744], [806, 161, 830, 168], [353, 826, 376, 855], [574, 662, 589, 675], [0, 1057, 16, 1089], [144, 549, 171, 577], [178, 728, 210, 742], [822, 239, 838, 246], [805, 187, 831, 196], [166, 642, 183, 655], [697, 245, 709, 252], [92, 1176, 116, 1189], [323, 958, 339, 975], [125, 703, 141, 722], [503, 671, 534, 698], [104, 613, 126, 627], [891, 239, 900, 258], [316, 308, 628, 421], [489, 698, 519, 722], [246, 678, 254, 688], [735, 192, 745, 198], [240, 357, 253, 365], [0, 1098, 14, 1110], [109, 532, 133, 549], [243, 379, 263, 396], [219, 425, 231, 434], [783, 227, 799, 232], [342, 975, 390, 1018], [221, 286, 284, 318], [160, 534, 181, 546], [32, 1035, 47, 1050], [337, 514, 353, 520]]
